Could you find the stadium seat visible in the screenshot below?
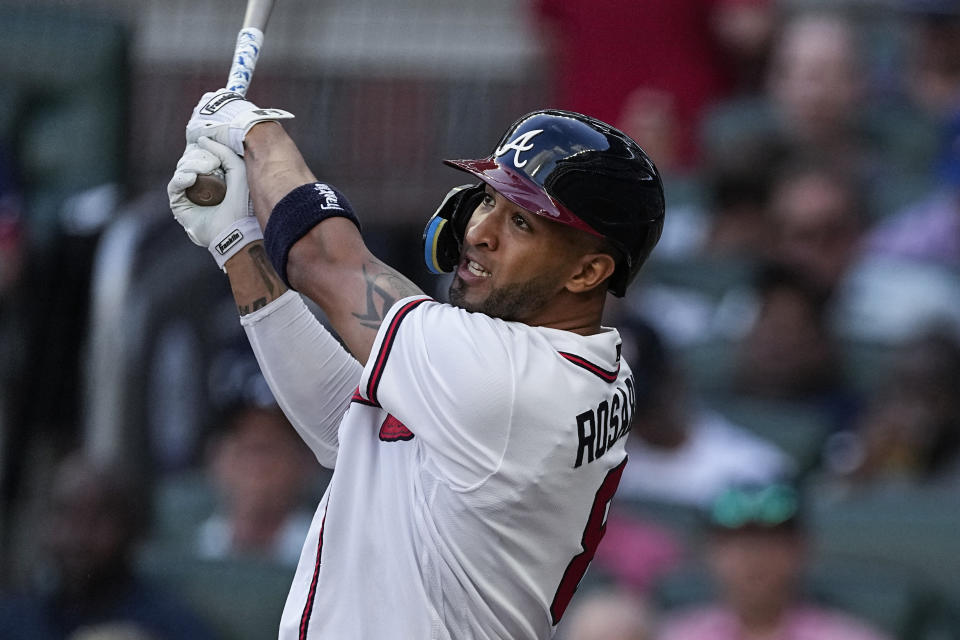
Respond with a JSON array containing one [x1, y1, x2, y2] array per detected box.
[[0, 5, 128, 249], [701, 395, 832, 474], [808, 481, 960, 612], [137, 548, 295, 640]]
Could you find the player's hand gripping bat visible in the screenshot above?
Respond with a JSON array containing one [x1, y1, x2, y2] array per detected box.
[[184, 0, 275, 206]]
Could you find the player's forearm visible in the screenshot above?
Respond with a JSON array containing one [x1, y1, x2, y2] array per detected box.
[[224, 240, 289, 315], [244, 122, 317, 228], [242, 122, 424, 362], [289, 231, 424, 362]]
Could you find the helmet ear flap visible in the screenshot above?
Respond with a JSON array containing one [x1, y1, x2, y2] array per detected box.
[[422, 183, 485, 274]]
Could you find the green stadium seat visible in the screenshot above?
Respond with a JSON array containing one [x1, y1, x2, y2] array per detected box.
[[137, 548, 295, 640], [702, 395, 832, 474], [808, 481, 960, 610], [0, 5, 128, 249]]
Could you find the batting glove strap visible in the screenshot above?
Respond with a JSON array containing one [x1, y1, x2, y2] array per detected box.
[[264, 182, 362, 287], [209, 215, 264, 270], [188, 90, 294, 156]]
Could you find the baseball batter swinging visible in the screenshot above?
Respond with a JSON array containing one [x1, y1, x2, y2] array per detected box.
[[168, 90, 665, 639]]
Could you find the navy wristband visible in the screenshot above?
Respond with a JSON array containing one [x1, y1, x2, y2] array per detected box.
[[263, 182, 362, 287]]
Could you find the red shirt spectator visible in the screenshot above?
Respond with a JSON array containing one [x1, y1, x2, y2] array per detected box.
[[534, 0, 770, 169]]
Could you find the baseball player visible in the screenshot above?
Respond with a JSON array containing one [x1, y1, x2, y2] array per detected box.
[[167, 90, 665, 639]]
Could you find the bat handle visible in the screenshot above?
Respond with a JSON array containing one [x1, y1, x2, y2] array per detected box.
[[186, 27, 265, 207], [185, 26, 264, 207], [185, 168, 227, 206]]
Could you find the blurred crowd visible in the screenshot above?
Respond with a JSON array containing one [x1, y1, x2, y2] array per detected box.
[[2, 0, 960, 638], [538, 1, 960, 638]]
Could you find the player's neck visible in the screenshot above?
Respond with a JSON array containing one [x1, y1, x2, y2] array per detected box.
[[527, 290, 606, 336]]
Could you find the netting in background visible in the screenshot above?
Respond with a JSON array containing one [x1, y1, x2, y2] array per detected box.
[[3, 2, 960, 639], [119, 0, 548, 223], [0, 0, 554, 595]]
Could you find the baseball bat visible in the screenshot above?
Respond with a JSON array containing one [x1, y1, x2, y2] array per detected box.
[[185, 0, 276, 206]]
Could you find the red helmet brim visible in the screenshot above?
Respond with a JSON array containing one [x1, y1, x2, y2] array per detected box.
[[443, 158, 603, 237]]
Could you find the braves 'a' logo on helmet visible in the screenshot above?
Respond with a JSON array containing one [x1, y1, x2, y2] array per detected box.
[[434, 109, 665, 297], [494, 129, 544, 169]]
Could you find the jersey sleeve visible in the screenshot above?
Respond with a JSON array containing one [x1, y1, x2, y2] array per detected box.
[[241, 290, 363, 469], [355, 297, 516, 489]]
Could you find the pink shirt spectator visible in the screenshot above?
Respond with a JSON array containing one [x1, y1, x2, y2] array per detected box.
[[658, 604, 893, 640]]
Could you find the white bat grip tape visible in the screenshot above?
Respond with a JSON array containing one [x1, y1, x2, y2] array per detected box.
[[226, 28, 265, 95]]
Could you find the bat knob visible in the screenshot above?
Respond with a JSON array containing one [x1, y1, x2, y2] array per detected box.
[[185, 169, 227, 206]]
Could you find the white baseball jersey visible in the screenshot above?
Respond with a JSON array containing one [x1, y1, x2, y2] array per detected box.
[[267, 295, 636, 639]]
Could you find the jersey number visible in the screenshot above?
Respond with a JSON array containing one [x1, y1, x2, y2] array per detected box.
[[550, 458, 626, 624]]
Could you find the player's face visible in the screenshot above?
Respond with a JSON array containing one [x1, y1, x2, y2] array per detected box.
[[447, 185, 585, 322]]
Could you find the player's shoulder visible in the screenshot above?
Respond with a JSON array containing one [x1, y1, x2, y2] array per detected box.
[[390, 297, 566, 347], [533, 324, 627, 383], [386, 297, 628, 380]]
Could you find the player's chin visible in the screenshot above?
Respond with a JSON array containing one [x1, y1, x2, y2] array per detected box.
[[447, 275, 479, 312], [447, 276, 486, 312]]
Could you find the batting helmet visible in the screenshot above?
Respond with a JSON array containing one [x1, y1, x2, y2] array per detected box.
[[422, 109, 665, 297]]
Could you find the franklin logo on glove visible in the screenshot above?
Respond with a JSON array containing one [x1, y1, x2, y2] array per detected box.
[[216, 228, 245, 255], [200, 91, 245, 115]]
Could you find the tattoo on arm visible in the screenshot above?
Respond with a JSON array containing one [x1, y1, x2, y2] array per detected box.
[[237, 298, 269, 315], [351, 263, 420, 330], [248, 244, 276, 297], [226, 240, 288, 317]]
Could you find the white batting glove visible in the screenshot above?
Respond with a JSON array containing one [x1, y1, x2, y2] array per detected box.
[[186, 89, 294, 156], [168, 137, 263, 270]]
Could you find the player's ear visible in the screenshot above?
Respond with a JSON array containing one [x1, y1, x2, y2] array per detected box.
[[565, 252, 617, 294]]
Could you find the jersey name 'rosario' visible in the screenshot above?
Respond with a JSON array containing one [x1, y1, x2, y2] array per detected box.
[[279, 296, 636, 640]]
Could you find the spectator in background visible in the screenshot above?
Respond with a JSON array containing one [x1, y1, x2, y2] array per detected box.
[[697, 136, 787, 260], [829, 328, 960, 484], [616, 317, 794, 507], [657, 482, 893, 640], [703, 11, 865, 166], [623, 136, 787, 348], [0, 453, 215, 640], [830, 107, 960, 344], [767, 158, 867, 295], [732, 263, 860, 433], [0, 138, 25, 526], [562, 588, 657, 640], [587, 317, 790, 598], [866, 106, 960, 268], [900, 0, 960, 121], [198, 402, 317, 567], [0, 141, 22, 301], [705, 9, 938, 216], [765, 13, 864, 159], [68, 624, 157, 640], [534, 0, 773, 172]]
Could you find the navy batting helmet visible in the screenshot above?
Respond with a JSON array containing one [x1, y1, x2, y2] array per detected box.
[[422, 109, 665, 297]]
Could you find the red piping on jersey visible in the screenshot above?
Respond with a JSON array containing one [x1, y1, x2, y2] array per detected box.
[[365, 298, 430, 405], [351, 387, 378, 407], [299, 511, 327, 640], [557, 351, 619, 382]]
